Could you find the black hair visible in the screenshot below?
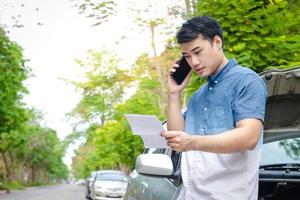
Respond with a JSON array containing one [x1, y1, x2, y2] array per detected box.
[[176, 16, 224, 48]]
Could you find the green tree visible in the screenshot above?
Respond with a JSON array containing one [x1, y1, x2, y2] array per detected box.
[[71, 79, 163, 177], [69, 49, 137, 176], [195, 0, 300, 72], [71, 53, 169, 177], [0, 27, 68, 185], [23, 126, 68, 183], [0, 27, 29, 183], [0, 28, 28, 133], [69, 49, 132, 125], [72, 142, 96, 178]]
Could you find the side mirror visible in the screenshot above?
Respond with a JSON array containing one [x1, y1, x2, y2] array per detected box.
[[135, 154, 173, 176]]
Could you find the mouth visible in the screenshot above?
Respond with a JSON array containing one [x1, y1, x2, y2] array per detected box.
[[195, 67, 205, 74]]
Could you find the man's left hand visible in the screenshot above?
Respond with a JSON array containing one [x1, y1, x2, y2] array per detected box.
[[160, 131, 193, 152]]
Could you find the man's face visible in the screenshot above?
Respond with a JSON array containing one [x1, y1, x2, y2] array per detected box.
[[180, 35, 224, 77]]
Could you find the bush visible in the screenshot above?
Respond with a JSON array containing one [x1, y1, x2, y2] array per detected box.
[[2, 181, 25, 190]]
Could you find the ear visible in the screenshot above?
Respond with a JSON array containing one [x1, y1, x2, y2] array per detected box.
[[214, 35, 223, 49]]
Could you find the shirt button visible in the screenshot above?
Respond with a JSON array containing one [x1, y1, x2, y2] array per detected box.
[[209, 87, 212, 90], [201, 128, 204, 132], [204, 107, 207, 111], [214, 80, 218, 84]]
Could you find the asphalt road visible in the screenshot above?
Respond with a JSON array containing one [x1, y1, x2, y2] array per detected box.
[[0, 184, 86, 200]]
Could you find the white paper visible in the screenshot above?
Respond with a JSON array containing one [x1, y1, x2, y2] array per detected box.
[[124, 114, 168, 148]]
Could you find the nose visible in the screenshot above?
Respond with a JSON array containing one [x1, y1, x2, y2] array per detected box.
[[190, 55, 200, 68]]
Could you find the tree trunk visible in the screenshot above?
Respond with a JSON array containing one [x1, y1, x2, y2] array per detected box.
[[184, 0, 200, 15], [1, 151, 9, 183], [184, 0, 192, 16], [192, 0, 198, 14], [31, 166, 35, 184], [8, 151, 16, 181]]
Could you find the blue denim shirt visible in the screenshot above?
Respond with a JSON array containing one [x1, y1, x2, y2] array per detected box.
[[184, 58, 267, 135]]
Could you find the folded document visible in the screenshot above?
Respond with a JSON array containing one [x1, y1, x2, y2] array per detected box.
[[124, 114, 168, 148]]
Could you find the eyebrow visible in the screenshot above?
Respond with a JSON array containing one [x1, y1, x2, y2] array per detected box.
[[182, 46, 202, 55]]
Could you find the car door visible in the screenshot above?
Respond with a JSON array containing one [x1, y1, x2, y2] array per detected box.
[[124, 148, 182, 200]]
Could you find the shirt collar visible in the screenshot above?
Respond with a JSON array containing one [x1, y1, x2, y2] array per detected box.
[[207, 58, 237, 84]]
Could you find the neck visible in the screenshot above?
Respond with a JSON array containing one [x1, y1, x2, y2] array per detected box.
[[214, 55, 228, 75]]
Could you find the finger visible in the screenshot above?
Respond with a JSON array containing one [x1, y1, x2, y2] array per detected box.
[[165, 137, 179, 143], [175, 58, 181, 64], [167, 142, 177, 150], [167, 142, 175, 150], [173, 63, 179, 68], [167, 141, 172, 147], [168, 63, 179, 75], [161, 131, 179, 138], [169, 68, 176, 73], [161, 131, 173, 137], [168, 143, 181, 152]]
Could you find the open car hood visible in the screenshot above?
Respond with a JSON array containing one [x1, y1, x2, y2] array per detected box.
[[260, 66, 300, 142]]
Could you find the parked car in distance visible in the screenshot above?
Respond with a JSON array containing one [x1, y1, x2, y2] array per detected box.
[[86, 171, 97, 199], [76, 178, 86, 186], [91, 170, 128, 200], [124, 66, 300, 200]]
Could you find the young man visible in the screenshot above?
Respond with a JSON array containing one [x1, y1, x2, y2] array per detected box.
[[160, 16, 267, 199]]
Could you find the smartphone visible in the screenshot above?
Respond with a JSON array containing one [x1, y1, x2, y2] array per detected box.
[[171, 56, 191, 85]]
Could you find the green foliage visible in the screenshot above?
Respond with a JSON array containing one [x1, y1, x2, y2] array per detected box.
[[0, 27, 30, 183], [2, 181, 25, 190], [195, 0, 300, 72], [71, 50, 171, 177], [72, 143, 95, 178], [91, 120, 143, 168], [0, 27, 28, 134], [10, 110, 69, 181], [0, 27, 68, 185], [70, 49, 132, 125], [23, 126, 69, 179]]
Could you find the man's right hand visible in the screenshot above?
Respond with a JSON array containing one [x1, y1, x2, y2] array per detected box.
[[167, 60, 192, 95]]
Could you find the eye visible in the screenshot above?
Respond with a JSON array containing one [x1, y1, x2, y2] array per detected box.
[[194, 50, 202, 55]]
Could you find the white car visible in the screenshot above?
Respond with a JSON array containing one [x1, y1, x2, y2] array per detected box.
[[91, 170, 128, 200]]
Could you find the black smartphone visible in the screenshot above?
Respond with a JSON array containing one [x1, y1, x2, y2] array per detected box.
[[171, 56, 191, 85]]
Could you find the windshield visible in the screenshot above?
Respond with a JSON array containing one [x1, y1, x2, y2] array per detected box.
[[261, 137, 300, 166], [96, 173, 127, 181]]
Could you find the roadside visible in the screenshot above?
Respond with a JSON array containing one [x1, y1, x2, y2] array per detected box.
[[0, 184, 10, 194], [0, 182, 58, 195], [0, 189, 10, 194], [0, 184, 85, 200]]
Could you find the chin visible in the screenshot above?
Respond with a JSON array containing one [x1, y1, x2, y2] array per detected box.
[[197, 71, 209, 77]]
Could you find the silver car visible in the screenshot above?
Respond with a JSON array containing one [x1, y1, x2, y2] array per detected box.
[[124, 66, 300, 200], [91, 170, 128, 200]]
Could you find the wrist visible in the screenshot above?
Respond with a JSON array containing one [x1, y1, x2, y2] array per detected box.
[[168, 92, 180, 101], [190, 135, 203, 151]]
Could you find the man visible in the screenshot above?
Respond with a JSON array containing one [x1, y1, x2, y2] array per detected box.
[[160, 16, 267, 199]]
